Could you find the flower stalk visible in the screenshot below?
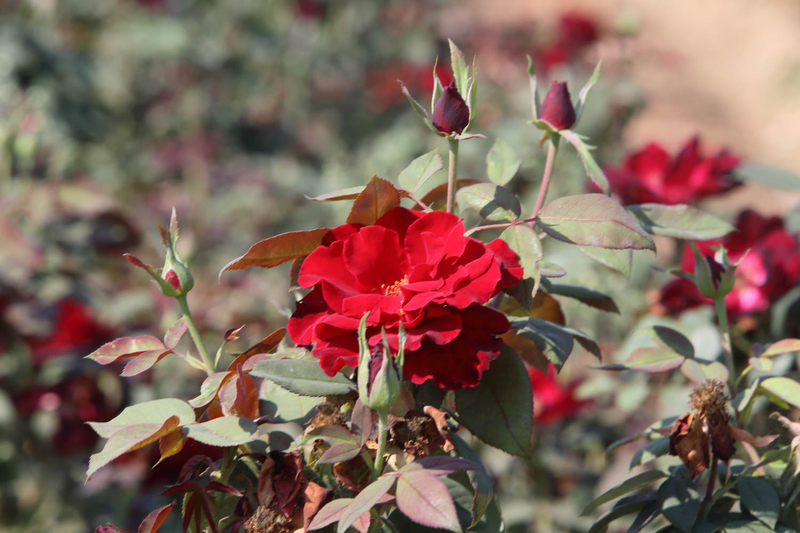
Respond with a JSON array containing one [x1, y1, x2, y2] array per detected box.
[[177, 294, 215, 375], [372, 410, 389, 480], [530, 138, 558, 225], [714, 296, 736, 396], [446, 138, 459, 214]]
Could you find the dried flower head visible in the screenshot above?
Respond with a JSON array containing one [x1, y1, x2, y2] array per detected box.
[[688, 379, 728, 415]]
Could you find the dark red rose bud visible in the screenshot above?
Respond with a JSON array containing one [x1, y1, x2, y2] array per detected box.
[[432, 81, 470, 135], [539, 81, 576, 130]]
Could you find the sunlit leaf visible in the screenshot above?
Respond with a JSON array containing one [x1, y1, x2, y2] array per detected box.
[[578, 246, 632, 278], [182, 417, 259, 447], [626, 204, 734, 240], [88, 399, 195, 438], [537, 194, 655, 251], [396, 470, 461, 532], [87, 335, 166, 365], [347, 175, 403, 225], [486, 138, 521, 186], [221, 229, 330, 273], [251, 359, 356, 397], [398, 150, 443, 194], [457, 183, 521, 222]]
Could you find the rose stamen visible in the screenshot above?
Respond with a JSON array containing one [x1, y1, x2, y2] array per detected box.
[[381, 275, 409, 298]]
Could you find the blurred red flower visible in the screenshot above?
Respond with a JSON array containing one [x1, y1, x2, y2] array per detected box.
[[529, 363, 590, 424], [536, 12, 600, 71], [287, 207, 523, 389], [13, 374, 120, 454], [602, 137, 740, 205], [367, 62, 454, 112], [26, 298, 115, 365], [658, 210, 800, 318]]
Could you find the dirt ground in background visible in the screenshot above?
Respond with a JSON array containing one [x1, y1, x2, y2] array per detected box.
[[464, 0, 800, 214]]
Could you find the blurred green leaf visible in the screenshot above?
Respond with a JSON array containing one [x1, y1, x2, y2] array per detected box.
[[626, 204, 734, 240], [578, 246, 632, 278], [734, 162, 800, 189], [581, 470, 665, 516], [486, 138, 520, 186]]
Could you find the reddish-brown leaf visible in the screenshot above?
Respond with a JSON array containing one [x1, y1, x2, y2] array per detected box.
[[157, 429, 188, 465], [221, 228, 330, 273], [303, 481, 331, 530], [224, 325, 245, 342], [121, 349, 174, 377], [346, 175, 402, 225], [87, 335, 166, 365], [227, 328, 286, 370], [138, 503, 175, 533]]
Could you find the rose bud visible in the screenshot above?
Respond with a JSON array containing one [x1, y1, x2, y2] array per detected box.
[[539, 81, 576, 130], [357, 316, 404, 413], [691, 243, 736, 300], [432, 81, 470, 135]]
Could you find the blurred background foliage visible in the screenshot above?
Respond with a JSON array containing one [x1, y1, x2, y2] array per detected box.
[[2, 1, 800, 532]]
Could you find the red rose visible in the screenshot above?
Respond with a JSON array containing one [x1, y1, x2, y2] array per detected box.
[[602, 137, 740, 205], [658, 210, 800, 318], [529, 363, 590, 424], [287, 207, 523, 389], [26, 298, 115, 365]]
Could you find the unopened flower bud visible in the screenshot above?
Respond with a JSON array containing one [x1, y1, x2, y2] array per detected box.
[[539, 81, 576, 130], [432, 81, 470, 136], [357, 315, 404, 413], [691, 244, 735, 299]]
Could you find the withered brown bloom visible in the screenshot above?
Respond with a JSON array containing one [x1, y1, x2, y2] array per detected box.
[[668, 379, 776, 479]]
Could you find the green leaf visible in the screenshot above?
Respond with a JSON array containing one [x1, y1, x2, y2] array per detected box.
[[318, 442, 362, 464], [399, 81, 438, 135], [642, 326, 695, 357], [657, 475, 699, 532], [88, 398, 195, 438], [537, 194, 655, 251], [182, 417, 259, 447], [680, 359, 729, 385], [734, 162, 800, 189], [88, 416, 180, 479], [581, 470, 666, 516], [260, 381, 323, 422], [573, 61, 601, 127], [560, 130, 610, 195], [626, 204, 734, 240], [588, 494, 657, 533], [578, 246, 632, 278], [449, 432, 494, 527], [398, 150, 443, 194], [306, 186, 367, 202], [629, 437, 671, 468], [448, 39, 469, 96], [250, 359, 356, 397], [738, 477, 780, 529], [508, 316, 574, 371], [501, 224, 542, 280], [338, 475, 396, 533], [347, 175, 402, 226], [486, 138, 521, 186], [455, 346, 532, 456], [600, 347, 685, 373], [543, 281, 619, 314], [457, 183, 521, 222], [526, 55, 540, 120], [539, 261, 566, 278], [759, 377, 800, 409], [396, 470, 461, 532], [299, 424, 359, 447], [221, 228, 330, 273], [759, 338, 800, 357]]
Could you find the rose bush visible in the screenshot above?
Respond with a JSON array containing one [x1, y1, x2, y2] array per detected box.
[[287, 206, 523, 389], [601, 136, 740, 205]]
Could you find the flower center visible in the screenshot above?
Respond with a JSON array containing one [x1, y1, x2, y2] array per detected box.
[[381, 275, 408, 297]]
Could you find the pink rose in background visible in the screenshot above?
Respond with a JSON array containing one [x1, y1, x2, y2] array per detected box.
[[658, 210, 800, 319]]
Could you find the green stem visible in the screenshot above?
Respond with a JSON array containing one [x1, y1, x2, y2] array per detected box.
[[215, 447, 236, 516], [177, 294, 215, 375], [446, 139, 459, 214], [529, 139, 558, 227], [714, 297, 736, 396], [372, 410, 389, 480]]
